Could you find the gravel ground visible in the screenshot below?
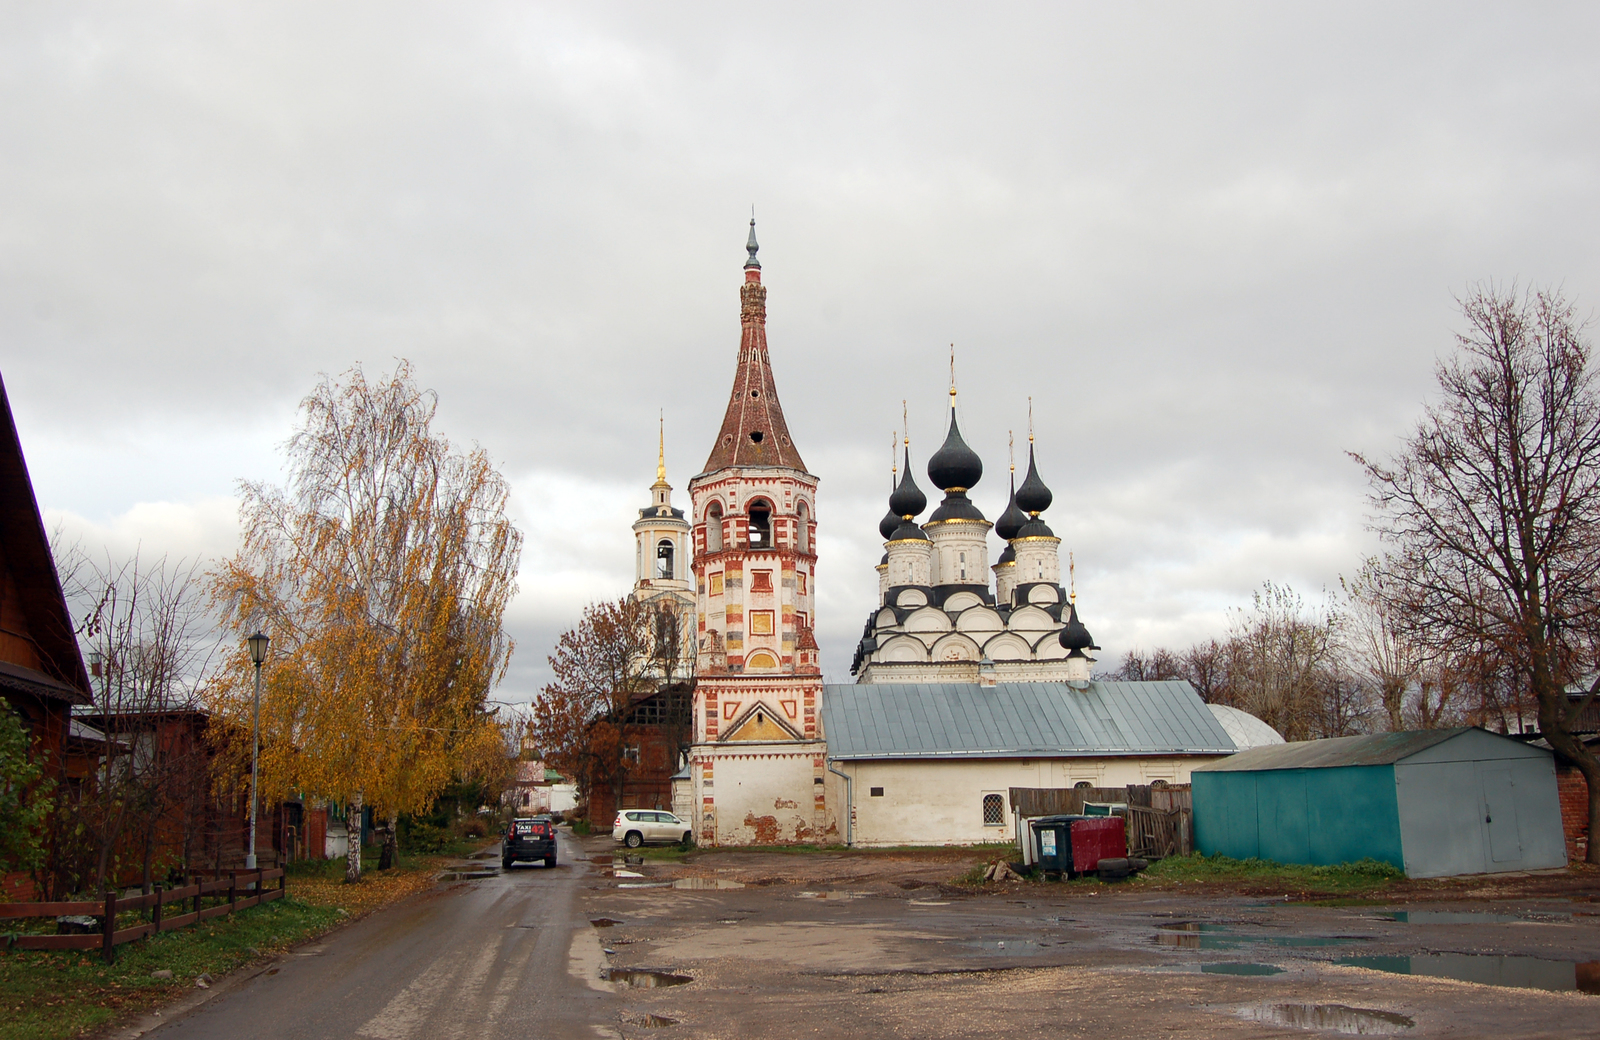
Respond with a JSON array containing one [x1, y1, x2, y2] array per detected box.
[[572, 834, 1600, 1039]]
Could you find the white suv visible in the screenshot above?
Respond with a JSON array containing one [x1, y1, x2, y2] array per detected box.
[[613, 809, 693, 848]]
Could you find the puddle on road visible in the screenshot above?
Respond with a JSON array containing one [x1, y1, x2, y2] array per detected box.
[[591, 918, 624, 928], [613, 870, 646, 878], [671, 877, 744, 890], [605, 968, 693, 989], [618, 882, 673, 889], [436, 870, 497, 882], [1240, 1003, 1413, 1034], [1378, 910, 1568, 925], [1157, 922, 1371, 950], [964, 939, 1048, 955], [909, 900, 950, 907], [797, 891, 868, 900], [1202, 963, 1285, 977], [1338, 954, 1600, 994]]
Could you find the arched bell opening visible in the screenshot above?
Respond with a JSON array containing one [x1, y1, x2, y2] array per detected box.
[[747, 499, 773, 549]]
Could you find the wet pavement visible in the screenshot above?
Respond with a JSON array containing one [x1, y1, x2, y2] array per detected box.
[[137, 831, 1600, 1038], [144, 829, 608, 1040], [574, 836, 1600, 1038]]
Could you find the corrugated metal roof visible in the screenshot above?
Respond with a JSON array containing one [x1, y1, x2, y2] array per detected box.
[[819, 681, 1237, 760], [1192, 728, 1473, 772]]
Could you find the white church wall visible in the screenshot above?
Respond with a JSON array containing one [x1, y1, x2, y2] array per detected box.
[[705, 745, 829, 846], [835, 756, 1224, 847]]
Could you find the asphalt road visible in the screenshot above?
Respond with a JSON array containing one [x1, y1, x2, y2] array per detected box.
[[148, 830, 609, 1040]]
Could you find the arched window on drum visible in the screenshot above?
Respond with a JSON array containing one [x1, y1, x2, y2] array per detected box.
[[705, 501, 724, 552], [796, 500, 810, 554], [655, 539, 674, 580]]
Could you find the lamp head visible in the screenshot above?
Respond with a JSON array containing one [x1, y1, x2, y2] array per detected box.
[[247, 631, 270, 666]]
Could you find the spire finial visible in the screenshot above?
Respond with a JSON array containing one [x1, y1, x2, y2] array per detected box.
[[1028, 397, 1035, 444], [657, 411, 666, 483], [745, 213, 760, 270], [891, 430, 898, 485], [1069, 552, 1076, 603], [902, 400, 909, 447], [949, 344, 957, 402]]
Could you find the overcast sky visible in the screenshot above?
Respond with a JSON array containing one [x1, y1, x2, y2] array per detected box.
[[5, 4, 1599, 702]]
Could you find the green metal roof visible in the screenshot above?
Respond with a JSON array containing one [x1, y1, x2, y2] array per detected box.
[[820, 680, 1236, 760], [1193, 728, 1475, 772]]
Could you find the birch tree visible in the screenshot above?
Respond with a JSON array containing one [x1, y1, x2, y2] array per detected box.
[[212, 362, 522, 881]]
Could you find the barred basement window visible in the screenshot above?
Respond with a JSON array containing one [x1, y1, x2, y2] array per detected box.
[[869, 787, 884, 797], [982, 793, 1004, 826]]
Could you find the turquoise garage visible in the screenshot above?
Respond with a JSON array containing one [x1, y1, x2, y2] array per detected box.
[[1192, 728, 1567, 878]]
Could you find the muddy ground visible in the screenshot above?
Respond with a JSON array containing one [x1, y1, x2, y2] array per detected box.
[[572, 836, 1600, 1039]]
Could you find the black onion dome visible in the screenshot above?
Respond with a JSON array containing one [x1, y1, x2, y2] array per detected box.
[[927, 408, 983, 492], [1058, 602, 1095, 652], [889, 518, 930, 541], [995, 475, 1028, 541], [1015, 445, 1053, 515], [888, 450, 927, 518], [879, 507, 901, 541], [1016, 517, 1055, 539], [926, 491, 987, 524], [996, 543, 1016, 565]]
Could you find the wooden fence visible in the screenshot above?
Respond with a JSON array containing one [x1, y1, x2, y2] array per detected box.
[[0, 868, 285, 962], [1009, 785, 1193, 859]]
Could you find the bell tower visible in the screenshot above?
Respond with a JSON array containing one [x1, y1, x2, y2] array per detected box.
[[684, 220, 829, 846], [630, 418, 695, 680]]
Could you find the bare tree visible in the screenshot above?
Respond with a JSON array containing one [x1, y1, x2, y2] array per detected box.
[[46, 539, 221, 895], [1355, 285, 1600, 863], [1340, 557, 1424, 731], [530, 598, 656, 821], [1227, 582, 1346, 742]]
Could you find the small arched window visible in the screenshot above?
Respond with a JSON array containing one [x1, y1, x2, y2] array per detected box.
[[748, 500, 772, 549], [796, 501, 810, 554], [982, 794, 1004, 826], [1074, 781, 1093, 790], [656, 539, 674, 580], [706, 502, 724, 552]]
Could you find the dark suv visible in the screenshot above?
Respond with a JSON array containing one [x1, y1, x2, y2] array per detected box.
[[503, 815, 558, 869]]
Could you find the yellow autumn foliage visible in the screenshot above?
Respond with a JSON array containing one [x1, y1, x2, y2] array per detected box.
[[208, 362, 521, 874]]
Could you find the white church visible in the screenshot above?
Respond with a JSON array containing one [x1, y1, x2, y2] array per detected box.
[[627, 223, 1279, 847]]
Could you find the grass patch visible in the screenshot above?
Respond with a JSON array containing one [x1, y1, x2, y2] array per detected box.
[[1139, 854, 1404, 894], [3, 848, 479, 1040], [0, 897, 339, 1040]]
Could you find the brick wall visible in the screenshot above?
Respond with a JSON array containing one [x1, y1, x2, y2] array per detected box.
[[1557, 765, 1589, 862]]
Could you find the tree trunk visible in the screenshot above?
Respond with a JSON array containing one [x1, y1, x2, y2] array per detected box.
[[1536, 678, 1600, 864], [345, 793, 363, 883], [377, 811, 399, 870]]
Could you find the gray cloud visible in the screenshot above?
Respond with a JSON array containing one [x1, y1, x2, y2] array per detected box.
[[5, 3, 1599, 699]]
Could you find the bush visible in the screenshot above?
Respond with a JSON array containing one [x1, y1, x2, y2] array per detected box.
[[401, 821, 452, 854], [570, 817, 592, 836], [456, 817, 488, 840]]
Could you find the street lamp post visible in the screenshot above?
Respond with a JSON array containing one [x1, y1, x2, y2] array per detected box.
[[245, 631, 270, 871]]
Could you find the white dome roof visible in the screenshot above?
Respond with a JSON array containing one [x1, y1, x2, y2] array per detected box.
[[1208, 704, 1285, 750]]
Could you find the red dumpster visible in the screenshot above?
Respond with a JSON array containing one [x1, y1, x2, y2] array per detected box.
[[1069, 817, 1127, 873]]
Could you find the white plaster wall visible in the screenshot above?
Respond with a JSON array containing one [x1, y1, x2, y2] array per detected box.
[[706, 744, 828, 845], [832, 757, 1219, 846], [928, 521, 989, 585], [886, 539, 932, 587], [1013, 536, 1061, 585], [994, 560, 1017, 605]]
